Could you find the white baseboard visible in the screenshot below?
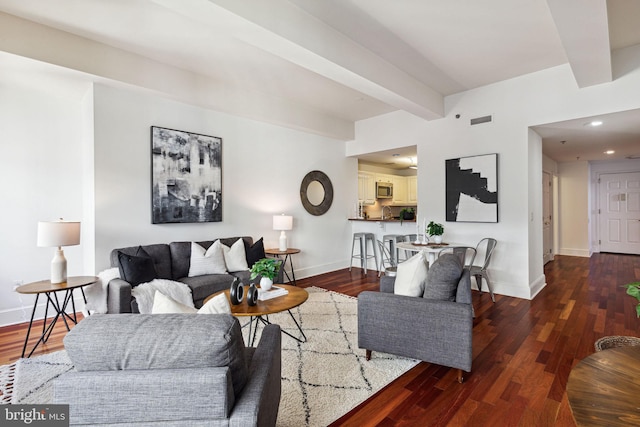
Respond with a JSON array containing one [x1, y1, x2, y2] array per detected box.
[[0, 295, 87, 327], [558, 248, 590, 257]]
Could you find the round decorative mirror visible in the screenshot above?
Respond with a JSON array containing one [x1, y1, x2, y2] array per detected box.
[[300, 170, 333, 216]]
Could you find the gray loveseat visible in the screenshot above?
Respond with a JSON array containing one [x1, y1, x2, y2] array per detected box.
[[358, 254, 473, 383], [53, 313, 282, 426], [108, 236, 280, 313]]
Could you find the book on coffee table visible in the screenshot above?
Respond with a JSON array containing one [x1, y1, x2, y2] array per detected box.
[[258, 286, 289, 301]]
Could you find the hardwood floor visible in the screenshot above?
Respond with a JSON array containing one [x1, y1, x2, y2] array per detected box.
[[1, 253, 639, 426]]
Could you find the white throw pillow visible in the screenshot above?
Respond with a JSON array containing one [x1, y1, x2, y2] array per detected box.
[[152, 290, 197, 314], [197, 293, 232, 314], [151, 291, 232, 315], [394, 252, 428, 297], [188, 241, 227, 276], [222, 239, 249, 272]]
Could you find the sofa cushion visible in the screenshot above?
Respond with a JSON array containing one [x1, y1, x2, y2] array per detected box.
[[117, 247, 157, 287], [189, 241, 227, 276], [179, 274, 236, 307], [245, 237, 266, 267], [169, 237, 253, 280], [423, 253, 463, 301], [394, 252, 428, 297], [222, 238, 249, 272], [111, 244, 172, 280], [64, 314, 249, 396]]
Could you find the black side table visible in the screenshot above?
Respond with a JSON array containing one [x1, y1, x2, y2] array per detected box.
[[264, 248, 300, 286]]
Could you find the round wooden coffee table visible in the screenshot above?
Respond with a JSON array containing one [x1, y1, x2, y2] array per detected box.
[[205, 284, 308, 345]]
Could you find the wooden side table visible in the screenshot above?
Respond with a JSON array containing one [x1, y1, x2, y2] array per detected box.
[[15, 276, 98, 358], [264, 248, 300, 286]]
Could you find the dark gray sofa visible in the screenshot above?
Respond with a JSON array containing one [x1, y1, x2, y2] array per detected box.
[[358, 255, 473, 383], [53, 313, 281, 426], [108, 236, 278, 313]]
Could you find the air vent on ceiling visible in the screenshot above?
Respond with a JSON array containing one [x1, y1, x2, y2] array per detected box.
[[470, 115, 493, 126]]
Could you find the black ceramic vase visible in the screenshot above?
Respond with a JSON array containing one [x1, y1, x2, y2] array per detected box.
[[247, 284, 259, 306], [229, 278, 244, 305]]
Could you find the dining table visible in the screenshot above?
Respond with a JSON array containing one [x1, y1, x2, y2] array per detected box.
[[396, 241, 464, 265]]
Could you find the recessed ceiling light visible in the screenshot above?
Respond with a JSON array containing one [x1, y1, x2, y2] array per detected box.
[[586, 120, 603, 127], [604, 150, 615, 155], [392, 153, 399, 157]]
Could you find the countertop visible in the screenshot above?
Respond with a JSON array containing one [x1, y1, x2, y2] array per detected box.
[[348, 217, 416, 222]]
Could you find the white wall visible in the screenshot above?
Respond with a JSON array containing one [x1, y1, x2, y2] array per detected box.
[[91, 83, 355, 281], [0, 82, 356, 326], [0, 80, 88, 325], [347, 62, 640, 299], [557, 161, 590, 257]]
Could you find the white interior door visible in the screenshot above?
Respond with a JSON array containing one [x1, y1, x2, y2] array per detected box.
[[543, 172, 553, 264], [599, 172, 640, 254]]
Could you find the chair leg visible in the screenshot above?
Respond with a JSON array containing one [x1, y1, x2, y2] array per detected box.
[[362, 238, 368, 275], [349, 238, 356, 272], [366, 350, 372, 361], [482, 272, 496, 303], [457, 369, 464, 383]]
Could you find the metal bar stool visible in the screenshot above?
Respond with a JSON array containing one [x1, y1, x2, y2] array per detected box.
[[350, 232, 378, 275], [382, 234, 405, 266]]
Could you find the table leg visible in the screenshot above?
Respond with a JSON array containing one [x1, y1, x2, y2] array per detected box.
[[253, 310, 307, 344], [287, 254, 297, 286], [428, 252, 437, 266], [21, 293, 40, 358]]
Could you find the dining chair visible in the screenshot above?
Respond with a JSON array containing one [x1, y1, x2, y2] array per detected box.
[[469, 238, 497, 302], [438, 246, 476, 269], [376, 240, 397, 277]]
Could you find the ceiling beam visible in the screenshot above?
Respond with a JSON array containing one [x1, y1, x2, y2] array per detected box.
[[154, 0, 444, 120], [546, 0, 612, 88], [0, 11, 353, 140]]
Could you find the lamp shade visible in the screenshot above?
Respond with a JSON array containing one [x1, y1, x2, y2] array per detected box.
[[37, 221, 81, 247], [273, 215, 293, 231]]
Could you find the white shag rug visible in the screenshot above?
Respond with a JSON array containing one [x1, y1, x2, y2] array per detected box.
[[0, 287, 418, 426]]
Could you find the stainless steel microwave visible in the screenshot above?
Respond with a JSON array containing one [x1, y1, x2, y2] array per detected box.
[[376, 182, 393, 199]]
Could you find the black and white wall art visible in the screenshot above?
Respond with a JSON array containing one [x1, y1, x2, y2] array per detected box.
[[151, 126, 222, 224], [445, 153, 498, 223]]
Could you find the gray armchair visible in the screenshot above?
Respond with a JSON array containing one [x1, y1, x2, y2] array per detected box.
[[53, 314, 281, 426], [358, 254, 473, 383]]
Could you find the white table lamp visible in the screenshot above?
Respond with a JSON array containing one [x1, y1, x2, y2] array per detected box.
[[37, 219, 81, 284], [273, 214, 293, 252]]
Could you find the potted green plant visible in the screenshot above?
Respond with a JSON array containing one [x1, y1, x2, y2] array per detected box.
[[250, 258, 282, 291], [427, 221, 444, 244], [399, 208, 415, 223], [623, 282, 640, 317]]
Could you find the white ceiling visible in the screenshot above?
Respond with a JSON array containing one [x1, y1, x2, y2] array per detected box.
[[1, 0, 640, 163]]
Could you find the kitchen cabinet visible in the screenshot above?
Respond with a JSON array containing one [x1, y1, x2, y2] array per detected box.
[[407, 176, 417, 204], [358, 171, 376, 205], [391, 175, 407, 205]]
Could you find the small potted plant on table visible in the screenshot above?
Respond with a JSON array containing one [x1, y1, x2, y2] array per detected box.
[[250, 258, 282, 291], [427, 221, 444, 244]]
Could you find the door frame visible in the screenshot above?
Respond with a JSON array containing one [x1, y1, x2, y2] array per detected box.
[[589, 159, 640, 255]]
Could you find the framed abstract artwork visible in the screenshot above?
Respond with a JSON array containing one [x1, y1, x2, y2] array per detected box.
[[151, 126, 222, 224], [445, 153, 498, 223]]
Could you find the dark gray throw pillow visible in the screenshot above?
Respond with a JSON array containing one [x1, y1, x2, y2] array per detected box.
[[244, 237, 265, 267], [118, 246, 157, 286], [423, 253, 463, 301]]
